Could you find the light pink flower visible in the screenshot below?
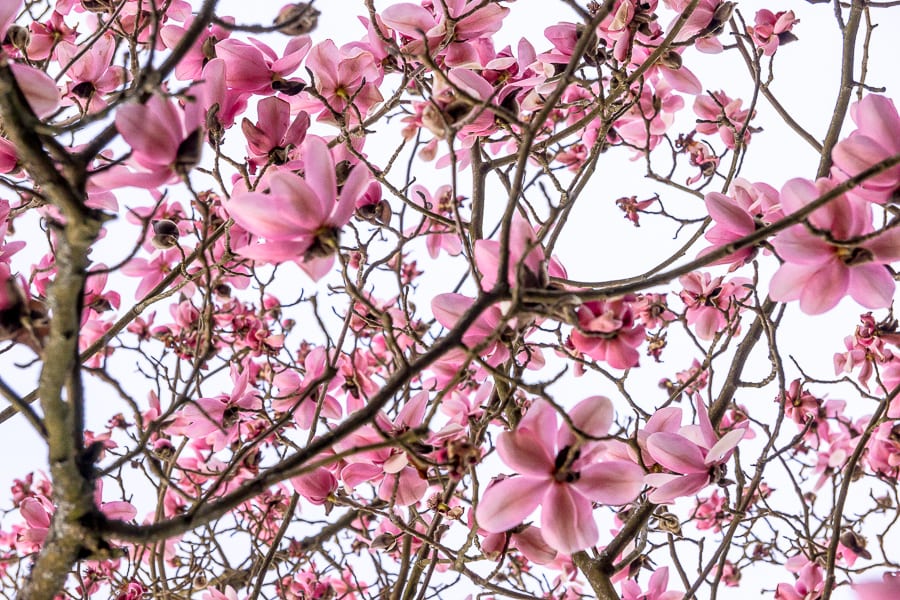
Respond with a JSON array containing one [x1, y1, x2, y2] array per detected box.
[[474, 214, 566, 291], [644, 395, 745, 503], [747, 9, 799, 56], [621, 566, 682, 600], [832, 95, 900, 203], [679, 271, 750, 340], [694, 90, 754, 149], [769, 178, 900, 315], [775, 557, 824, 600], [226, 136, 372, 280], [476, 396, 644, 553]]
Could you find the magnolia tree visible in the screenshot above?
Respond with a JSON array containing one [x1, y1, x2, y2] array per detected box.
[[1, 0, 900, 598]]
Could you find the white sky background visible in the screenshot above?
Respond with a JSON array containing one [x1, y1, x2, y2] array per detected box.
[[1, 1, 900, 598]]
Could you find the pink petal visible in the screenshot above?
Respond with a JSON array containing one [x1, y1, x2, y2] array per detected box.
[[332, 162, 371, 227], [10, 63, 60, 118], [431, 293, 473, 330], [647, 432, 707, 474], [517, 399, 560, 461], [301, 136, 336, 219], [646, 472, 710, 503], [513, 526, 557, 565], [291, 467, 337, 504], [574, 460, 644, 504], [497, 430, 553, 476], [269, 171, 327, 229], [381, 3, 436, 36], [20, 498, 51, 528], [379, 467, 427, 506], [848, 264, 895, 309], [854, 95, 900, 154], [101, 501, 137, 521], [705, 428, 745, 464], [541, 484, 597, 553], [340, 462, 382, 488], [476, 476, 546, 533], [227, 191, 311, 240], [557, 395, 613, 449], [798, 260, 850, 315], [257, 96, 291, 142]]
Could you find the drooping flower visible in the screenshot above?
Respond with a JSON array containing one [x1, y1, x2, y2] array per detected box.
[[643, 395, 746, 503]]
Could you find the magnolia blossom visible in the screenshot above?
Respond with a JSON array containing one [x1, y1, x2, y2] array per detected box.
[[476, 396, 644, 553], [769, 178, 900, 315], [644, 395, 746, 503], [831, 94, 900, 203], [227, 136, 372, 280]]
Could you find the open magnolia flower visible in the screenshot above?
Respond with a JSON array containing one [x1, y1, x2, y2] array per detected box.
[[226, 136, 372, 280], [476, 396, 644, 553]]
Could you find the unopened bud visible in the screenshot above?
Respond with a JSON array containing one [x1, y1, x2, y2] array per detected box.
[[151, 219, 180, 249], [275, 3, 321, 36], [5, 25, 30, 51]]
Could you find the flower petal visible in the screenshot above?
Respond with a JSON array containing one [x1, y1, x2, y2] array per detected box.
[[574, 460, 644, 505], [476, 476, 545, 533], [541, 484, 597, 553], [647, 432, 707, 474]]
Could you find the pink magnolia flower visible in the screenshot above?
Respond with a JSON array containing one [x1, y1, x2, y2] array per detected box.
[[679, 271, 750, 340], [160, 16, 233, 81], [476, 396, 644, 553], [702, 178, 782, 267], [831, 94, 900, 203], [644, 395, 746, 503], [775, 557, 824, 600], [337, 391, 430, 507], [621, 566, 682, 600], [694, 90, 754, 149], [226, 136, 372, 280], [99, 94, 204, 189], [241, 97, 309, 171], [474, 214, 566, 291], [569, 296, 645, 369], [406, 184, 463, 259], [215, 36, 310, 95], [769, 178, 900, 315], [747, 10, 799, 56], [381, 0, 508, 59], [299, 40, 384, 121], [57, 33, 127, 111]]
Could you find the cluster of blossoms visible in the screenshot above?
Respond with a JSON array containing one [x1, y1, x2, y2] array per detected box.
[[0, 0, 898, 599]]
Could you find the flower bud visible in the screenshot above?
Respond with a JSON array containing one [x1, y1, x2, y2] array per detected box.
[[151, 219, 180, 249], [275, 3, 321, 36]]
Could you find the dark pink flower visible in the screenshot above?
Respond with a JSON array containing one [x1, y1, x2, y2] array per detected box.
[[569, 297, 645, 369]]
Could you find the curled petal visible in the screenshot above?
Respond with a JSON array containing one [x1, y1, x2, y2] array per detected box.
[[647, 432, 707, 474]]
